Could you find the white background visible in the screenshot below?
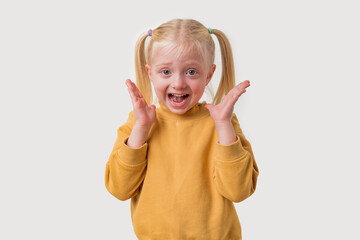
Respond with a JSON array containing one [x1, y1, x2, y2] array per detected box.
[[1, 0, 359, 239]]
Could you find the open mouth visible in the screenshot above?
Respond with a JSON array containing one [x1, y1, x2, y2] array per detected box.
[[168, 93, 189, 103]]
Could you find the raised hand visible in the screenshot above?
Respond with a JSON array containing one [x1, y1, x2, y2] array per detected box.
[[205, 80, 250, 123], [125, 79, 156, 148], [204, 80, 250, 145], [125, 79, 156, 129]]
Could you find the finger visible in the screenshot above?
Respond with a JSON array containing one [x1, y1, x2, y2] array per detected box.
[[233, 81, 249, 97], [126, 79, 146, 97], [228, 87, 244, 100], [147, 104, 156, 113], [126, 80, 139, 106], [242, 80, 250, 85], [223, 88, 245, 108], [125, 78, 132, 87], [125, 79, 136, 92], [126, 81, 136, 98], [128, 89, 138, 107], [126, 79, 135, 92], [130, 81, 145, 100], [237, 80, 250, 91], [204, 103, 214, 112], [138, 96, 148, 108], [126, 80, 149, 111], [126, 80, 141, 100], [126, 79, 135, 90]]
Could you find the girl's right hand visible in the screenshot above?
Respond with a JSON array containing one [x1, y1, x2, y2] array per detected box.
[[125, 79, 156, 130]]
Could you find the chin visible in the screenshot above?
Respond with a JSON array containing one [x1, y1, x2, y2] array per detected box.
[[168, 107, 189, 115]]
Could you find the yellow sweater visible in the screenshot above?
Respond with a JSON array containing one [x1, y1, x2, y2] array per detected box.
[[105, 101, 259, 240]]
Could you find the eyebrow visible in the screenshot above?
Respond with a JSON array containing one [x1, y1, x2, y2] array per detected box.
[[183, 61, 202, 68], [154, 63, 173, 67], [154, 62, 202, 68]]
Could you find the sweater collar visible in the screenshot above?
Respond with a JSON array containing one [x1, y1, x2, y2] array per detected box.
[[157, 100, 209, 120]]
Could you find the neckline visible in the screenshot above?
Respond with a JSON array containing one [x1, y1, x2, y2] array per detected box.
[[156, 100, 210, 120]]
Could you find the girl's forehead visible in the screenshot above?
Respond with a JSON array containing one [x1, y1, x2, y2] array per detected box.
[[150, 41, 208, 65]]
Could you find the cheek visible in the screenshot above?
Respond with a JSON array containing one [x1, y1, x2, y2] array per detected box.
[[190, 82, 206, 94], [152, 81, 168, 95]]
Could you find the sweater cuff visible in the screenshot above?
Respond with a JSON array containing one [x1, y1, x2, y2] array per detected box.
[[215, 136, 247, 162], [116, 137, 148, 166]]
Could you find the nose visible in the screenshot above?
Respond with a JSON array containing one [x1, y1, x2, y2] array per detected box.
[[171, 74, 187, 89]]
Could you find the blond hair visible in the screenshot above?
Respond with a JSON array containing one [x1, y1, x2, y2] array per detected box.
[[134, 19, 235, 105]]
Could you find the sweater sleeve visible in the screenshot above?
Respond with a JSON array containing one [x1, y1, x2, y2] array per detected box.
[[212, 113, 259, 203], [105, 111, 148, 201]]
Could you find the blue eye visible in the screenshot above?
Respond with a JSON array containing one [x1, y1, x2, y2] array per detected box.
[[187, 69, 197, 76], [161, 70, 171, 75]]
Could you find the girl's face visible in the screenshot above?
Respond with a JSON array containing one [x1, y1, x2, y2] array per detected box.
[[146, 45, 216, 115]]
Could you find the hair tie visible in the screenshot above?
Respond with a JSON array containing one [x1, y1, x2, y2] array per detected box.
[[208, 28, 213, 34], [148, 29, 152, 37]]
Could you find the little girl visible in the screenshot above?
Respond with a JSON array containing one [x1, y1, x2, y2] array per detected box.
[[105, 18, 259, 240]]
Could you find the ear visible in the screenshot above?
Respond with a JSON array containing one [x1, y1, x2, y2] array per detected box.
[[145, 64, 152, 82], [206, 64, 216, 86]]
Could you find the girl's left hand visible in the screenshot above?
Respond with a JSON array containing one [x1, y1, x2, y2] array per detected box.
[[205, 80, 250, 123]]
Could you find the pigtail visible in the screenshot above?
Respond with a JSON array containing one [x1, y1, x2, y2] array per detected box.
[[134, 32, 153, 105], [212, 29, 235, 105]]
